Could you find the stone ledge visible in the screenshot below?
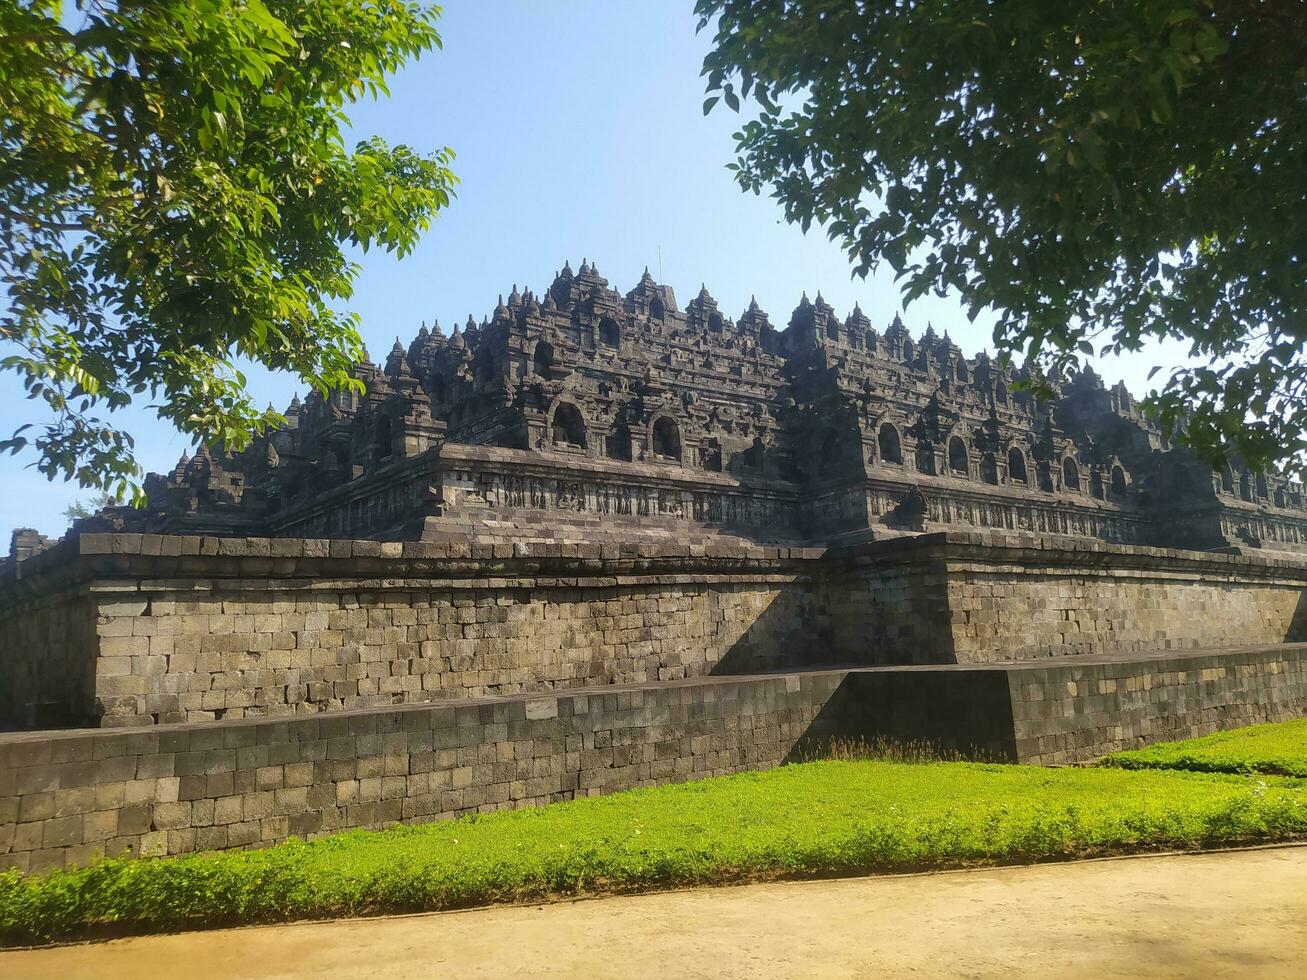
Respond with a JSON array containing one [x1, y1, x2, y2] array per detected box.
[[834, 529, 1307, 577], [0, 533, 829, 609]]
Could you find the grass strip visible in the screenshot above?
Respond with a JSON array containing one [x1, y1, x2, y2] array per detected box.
[[3, 759, 1306, 945], [1103, 717, 1307, 778]]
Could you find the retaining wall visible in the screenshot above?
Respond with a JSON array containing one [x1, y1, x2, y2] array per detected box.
[[829, 534, 1307, 664], [845, 644, 1307, 764], [0, 536, 826, 728], [4, 532, 1307, 729], [0, 670, 854, 874], [4, 644, 1306, 872]]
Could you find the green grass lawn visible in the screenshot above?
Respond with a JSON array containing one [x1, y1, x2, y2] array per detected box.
[[3, 759, 1306, 945], [1104, 717, 1307, 778]]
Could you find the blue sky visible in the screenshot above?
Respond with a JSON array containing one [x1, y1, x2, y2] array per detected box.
[[0, 0, 1194, 537]]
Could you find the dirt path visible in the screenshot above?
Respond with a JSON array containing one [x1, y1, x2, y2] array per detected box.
[[5, 846, 1307, 979]]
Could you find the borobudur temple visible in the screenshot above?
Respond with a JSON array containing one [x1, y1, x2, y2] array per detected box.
[[2, 261, 1305, 873]]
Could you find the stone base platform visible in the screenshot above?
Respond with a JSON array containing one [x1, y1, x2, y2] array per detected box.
[[2, 643, 1304, 872], [836, 643, 1307, 764]]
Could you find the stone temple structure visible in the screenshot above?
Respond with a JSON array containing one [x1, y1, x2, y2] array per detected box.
[[52, 260, 1307, 552], [2, 261, 1305, 873]]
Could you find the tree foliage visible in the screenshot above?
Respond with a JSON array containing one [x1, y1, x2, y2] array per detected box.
[[1, 0, 456, 500], [62, 490, 121, 521], [697, 0, 1307, 476]]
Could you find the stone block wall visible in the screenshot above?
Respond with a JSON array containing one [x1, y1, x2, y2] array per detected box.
[[829, 533, 1307, 664], [840, 644, 1307, 765], [0, 534, 827, 729], [948, 570, 1306, 663], [1004, 645, 1307, 763], [0, 580, 98, 728], [5, 644, 1307, 871], [89, 579, 818, 727], [823, 554, 954, 665], [5, 531, 1307, 729], [0, 670, 853, 874]]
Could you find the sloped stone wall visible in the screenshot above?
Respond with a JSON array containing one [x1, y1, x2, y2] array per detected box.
[[840, 645, 1307, 764], [1002, 645, 1307, 763], [947, 568, 1306, 663]]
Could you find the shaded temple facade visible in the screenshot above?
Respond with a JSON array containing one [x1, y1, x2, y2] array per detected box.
[[60, 261, 1307, 554]]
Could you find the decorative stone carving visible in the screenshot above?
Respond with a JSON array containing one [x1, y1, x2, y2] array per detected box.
[[38, 259, 1306, 559]]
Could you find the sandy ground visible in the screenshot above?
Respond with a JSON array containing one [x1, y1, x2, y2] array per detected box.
[[4, 845, 1307, 979]]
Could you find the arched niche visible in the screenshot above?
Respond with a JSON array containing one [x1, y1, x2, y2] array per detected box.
[[1257, 472, 1269, 498], [532, 340, 554, 378], [1008, 447, 1028, 483], [1111, 464, 1127, 497], [916, 439, 936, 476], [995, 381, 1008, 405], [606, 427, 632, 461], [598, 317, 620, 347], [878, 424, 902, 464], [947, 436, 968, 475], [1220, 466, 1235, 494], [980, 453, 999, 485], [1090, 468, 1105, 499], [956, 360, 969, 383], [1062, 457, 1081, 492], [651, 415, 681, 461], [1240, 473, 1252, 501], [551, 402, 586, 450], [649, 296, 665, 320]]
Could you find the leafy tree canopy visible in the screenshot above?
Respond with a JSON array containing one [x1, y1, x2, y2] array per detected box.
[[697, 0, 1307, 476], [1, 0, 456, 501]]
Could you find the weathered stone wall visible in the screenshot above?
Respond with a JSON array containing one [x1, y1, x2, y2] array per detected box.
[[822, 557, 954, 664], [0, 581, 98, 729], [947, 568, 1305, 663], [4, 531, 1307, 728], [4, 645, 1306, 872], [829, 533, 1307, 664], [0, 534, 827, 729], [842, 644, 1307, 765], [1004, 645, 1307, 764], [90, 579, 818, 728], [0, 670, 853, 874]]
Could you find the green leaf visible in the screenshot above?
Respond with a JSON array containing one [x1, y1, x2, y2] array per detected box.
[[694, 0, 1307, 476], [0, 0, 458, 500]]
